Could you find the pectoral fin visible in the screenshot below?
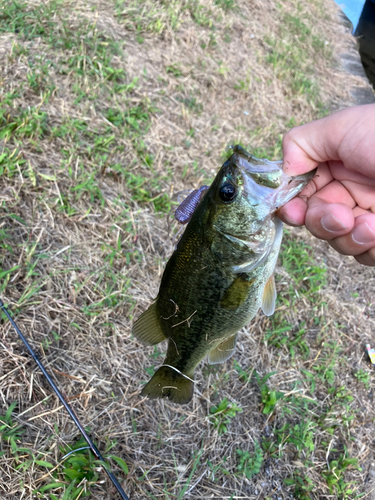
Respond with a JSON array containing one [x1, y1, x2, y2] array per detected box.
[[132, 302, 167, 345], [208, 334, 238, 364], [220, 275, 255, 310], [261, 274, 276, 316]]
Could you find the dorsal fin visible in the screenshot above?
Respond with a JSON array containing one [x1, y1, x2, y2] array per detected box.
[[132, 302, 167, 345], [208, 334, 238, 365], [261, 274, 276, 316]]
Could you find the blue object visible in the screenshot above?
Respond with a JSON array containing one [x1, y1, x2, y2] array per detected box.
[[335, 0, 366, 31]]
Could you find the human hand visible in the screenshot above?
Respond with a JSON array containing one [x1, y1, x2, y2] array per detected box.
[[278, 104, 375, 266]]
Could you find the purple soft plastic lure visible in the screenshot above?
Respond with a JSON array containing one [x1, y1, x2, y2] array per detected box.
[[174, 185, 209, 224]]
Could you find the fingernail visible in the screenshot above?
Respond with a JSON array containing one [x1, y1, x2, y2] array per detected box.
[[352, 222, 375, 245], [321, 213, 347, 233]]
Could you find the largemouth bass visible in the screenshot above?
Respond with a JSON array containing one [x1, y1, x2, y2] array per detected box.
[[133, 145, 315, 404]]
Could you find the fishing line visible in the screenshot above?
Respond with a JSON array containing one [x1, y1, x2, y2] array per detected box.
[[159, 364, 195, 383], [0, 299, 130, 500]]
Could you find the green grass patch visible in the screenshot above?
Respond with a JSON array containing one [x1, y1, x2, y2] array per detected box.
[[322, 452, 362, 499], [263, 10, 332, 105], [236, 441, 263, 479], [208, 397, 242, 434], [115, 0, 235, 35], [279, 231, 327, 296], [34, 435, 129, 499]]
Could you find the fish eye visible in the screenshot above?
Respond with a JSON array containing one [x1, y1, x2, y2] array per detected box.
[[219, 182, 237, 202]]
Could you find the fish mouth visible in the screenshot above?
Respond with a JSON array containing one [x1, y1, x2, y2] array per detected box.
[[275, 168, 316, 209], [287, 169, 316, 184], [232, 148, 316, 212]]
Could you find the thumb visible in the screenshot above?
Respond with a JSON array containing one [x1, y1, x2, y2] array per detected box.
[[282, 104, 375, 177], [282, 130, 321, 177], [282, 109, 347, 176]]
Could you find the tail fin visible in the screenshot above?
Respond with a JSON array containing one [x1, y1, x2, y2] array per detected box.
[[141, 365, 194, 404]]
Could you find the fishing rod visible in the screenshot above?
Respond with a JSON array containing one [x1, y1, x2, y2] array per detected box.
[[0, 299, 130, 500]]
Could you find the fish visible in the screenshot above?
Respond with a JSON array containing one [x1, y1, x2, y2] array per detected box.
[[133, 145, 315, 404]]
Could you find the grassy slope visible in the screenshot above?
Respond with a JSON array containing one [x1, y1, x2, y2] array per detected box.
[[0, 0, 374, 498]]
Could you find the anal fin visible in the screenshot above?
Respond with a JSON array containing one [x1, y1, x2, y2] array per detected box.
[[132, 302, 166, 345], [261, 274, 276, 316], [208, 334, 238, 365]]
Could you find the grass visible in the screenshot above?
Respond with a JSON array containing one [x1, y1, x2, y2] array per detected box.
[[0, 0, 372, 498], [0, 402, 26, 458], [236, 442, 263, 479], [208, 397, 242, 434], [114, 0, 237, 35], [263, 7, 333, 104]]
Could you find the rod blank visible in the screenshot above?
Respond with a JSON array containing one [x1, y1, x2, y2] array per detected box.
[[0, 299, 130, 500]]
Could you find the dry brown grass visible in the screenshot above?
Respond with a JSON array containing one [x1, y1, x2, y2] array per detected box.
[[0, 0, 374, 498]]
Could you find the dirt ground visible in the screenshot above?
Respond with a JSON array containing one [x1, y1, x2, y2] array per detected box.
[[0, 0, 375, 498]]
